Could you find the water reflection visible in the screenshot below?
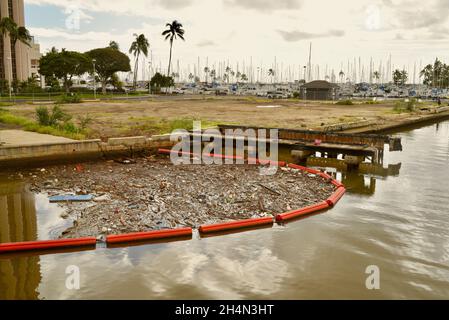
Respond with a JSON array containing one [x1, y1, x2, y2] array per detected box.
[[0, 183, 38, 244], [0, 184, 40, 300], [1, 120, 449, 299]]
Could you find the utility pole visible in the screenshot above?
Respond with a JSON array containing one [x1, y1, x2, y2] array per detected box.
[[92, 59, 97, 99], [308, 42, 312, 82]]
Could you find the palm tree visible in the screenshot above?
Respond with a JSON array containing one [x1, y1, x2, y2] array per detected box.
[[204, 67, 210, 84], [241, 74, 248, 83], [230, 70, 235, 83], [373, 71, 380, 84], [129, 33, 149, 89], [236, 71, 242, 84], [0, 17, 32, 48], [162, 20, 185, 78], [210, 69, 216, 83], [225, 66, 232, 84], [268, 68, 275, 83], [339, 70, 345, 83], [188, 73, 194, 83]]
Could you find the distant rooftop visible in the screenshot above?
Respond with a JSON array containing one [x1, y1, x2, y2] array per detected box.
[[302, 80, 339, 89]]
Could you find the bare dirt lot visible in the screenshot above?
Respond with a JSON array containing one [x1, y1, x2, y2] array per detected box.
[[4, 96, 407, 138], [20, 156, 336, 238]]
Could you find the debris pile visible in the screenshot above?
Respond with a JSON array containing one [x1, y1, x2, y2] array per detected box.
[[21, 157, 336, 238]]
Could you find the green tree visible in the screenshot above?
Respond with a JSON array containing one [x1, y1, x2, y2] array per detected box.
[[0, 79, 9, 95], [109, 73, 123, 91], [109, 41, 120, 50], [39, 49, 91, 93], [86, 47, 131, 94], [129, 34, 149, 89], [420, 58, 449, 88], [393, 69, 408, 86], [162, 20, 185, 78], [150, 72, 174, 92]]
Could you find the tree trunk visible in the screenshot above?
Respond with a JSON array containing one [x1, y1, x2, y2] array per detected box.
[[167, 39, 173, 78], [102, 80, 107, 95], [64, 76, 70, 94], [133, 53, 140, 89]]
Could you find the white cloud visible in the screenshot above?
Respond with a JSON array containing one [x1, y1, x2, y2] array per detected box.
[[26, 0, 449, 81]]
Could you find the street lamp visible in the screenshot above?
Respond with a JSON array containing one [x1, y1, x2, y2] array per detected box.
[[92, 59, 97, 99], [148, 61, 152, 94]]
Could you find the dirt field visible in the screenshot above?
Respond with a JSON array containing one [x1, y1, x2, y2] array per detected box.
[[21, 156, 336, 238], [3, 96, 409, 138]]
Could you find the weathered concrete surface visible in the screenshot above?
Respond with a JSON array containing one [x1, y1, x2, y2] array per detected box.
[[0, 139, 102, 162], [0, 130, 74, 146], [0, 131, 178, 167]]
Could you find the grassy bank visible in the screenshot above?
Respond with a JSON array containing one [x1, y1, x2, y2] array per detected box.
[[0, 109, 86, 140]]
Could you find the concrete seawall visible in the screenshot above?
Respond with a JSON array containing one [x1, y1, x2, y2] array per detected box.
[[0, 135, 176, 168]]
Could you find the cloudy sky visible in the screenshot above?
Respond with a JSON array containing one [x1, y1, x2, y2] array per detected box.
[[24, 0, 449, 80]]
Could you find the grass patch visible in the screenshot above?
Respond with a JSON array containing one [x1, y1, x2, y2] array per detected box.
[[0, 109, 86, 140], [392, 98, 420, 114], [126, 117, 225, 135], [335, 99, 354, 105], [364, 100, 381, 105]]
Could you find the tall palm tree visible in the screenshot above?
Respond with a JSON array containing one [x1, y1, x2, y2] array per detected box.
[[204, 67, 210, 84], [0, 17, 32, 48], [0, 17, 14, 36], [162, 20, 185, 78], [373, 71, 380, 84], [129, 33, 149, 89], [225, 66, 232, 84], [339, 70, 345, 83], [210, 69, 216, 83], [268, 68, 275, 83]]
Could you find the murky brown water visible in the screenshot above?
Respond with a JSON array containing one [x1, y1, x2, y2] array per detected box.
[[1, 120, 449, 299]]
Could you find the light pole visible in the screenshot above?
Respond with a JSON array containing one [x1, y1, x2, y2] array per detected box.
[[92, 59, 97, 99], [148, 61, 152, 94]]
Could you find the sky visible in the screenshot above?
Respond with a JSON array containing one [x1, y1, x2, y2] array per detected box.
[[23, 0, 449, 82]]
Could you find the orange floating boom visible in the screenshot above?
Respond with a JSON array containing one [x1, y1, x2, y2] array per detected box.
[[199, 217, 274, 234], [276, 201, 330, 222], [106, 227, 192, 244], [0, 237, 97, 253]]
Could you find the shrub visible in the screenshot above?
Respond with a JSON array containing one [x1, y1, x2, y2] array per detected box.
[[36, 106, 51, 126], [335, 99, 354, 105], [77, 114, 93, 130], [292, 91, 301, 99], [393, 98, 418, 113], [60, 121, 80, 134], [57, 93, 82, 104], [406, 98, 417, 112], [36, 105, 72, 126]]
